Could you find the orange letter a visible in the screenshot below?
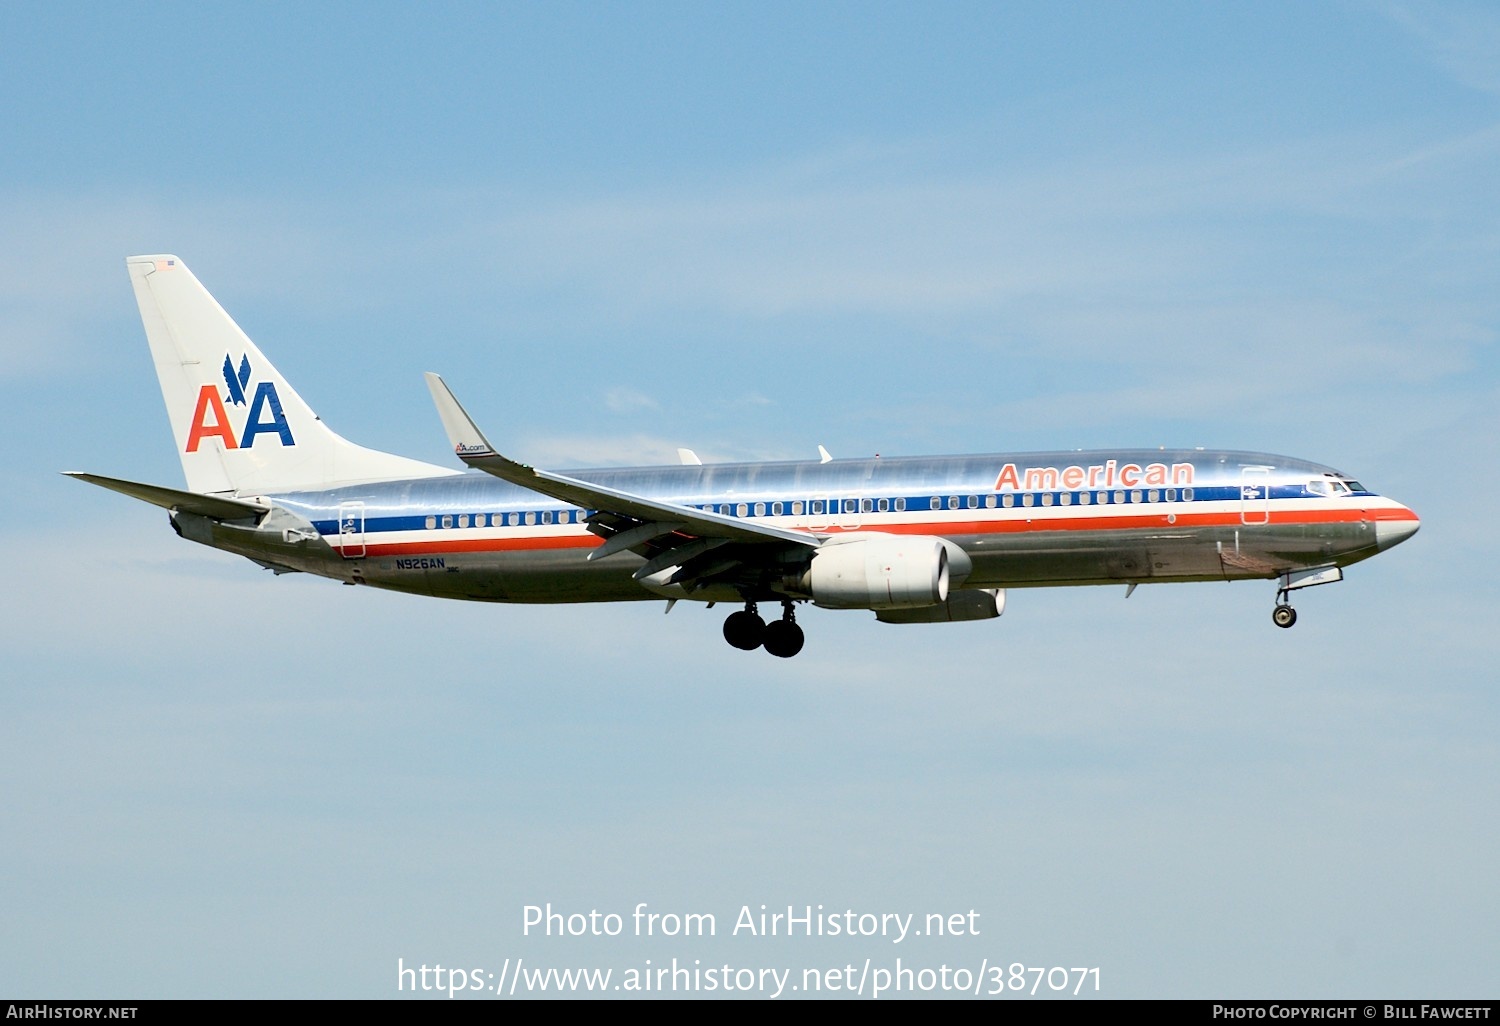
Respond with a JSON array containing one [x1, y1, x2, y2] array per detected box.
[[185, 385, 238, 452]]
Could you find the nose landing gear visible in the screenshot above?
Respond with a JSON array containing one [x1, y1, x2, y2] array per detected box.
[[1269, 566, 1345, 629], [722, 600, 804, 657], [1272, 601, 1297, 629]]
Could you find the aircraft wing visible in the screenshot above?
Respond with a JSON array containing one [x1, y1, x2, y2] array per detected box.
[[425, 374, 819, 592]]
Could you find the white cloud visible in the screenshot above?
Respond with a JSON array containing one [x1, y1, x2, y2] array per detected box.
[[514, 430, 797, 467], [602, 386, 659, 414], [1378, 0, 1500, 96]]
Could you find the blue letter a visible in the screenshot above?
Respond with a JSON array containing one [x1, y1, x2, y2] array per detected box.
[[239, 382, 296, 447]]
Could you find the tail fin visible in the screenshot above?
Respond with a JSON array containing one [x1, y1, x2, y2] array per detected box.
[[127, 255, 458, 494]]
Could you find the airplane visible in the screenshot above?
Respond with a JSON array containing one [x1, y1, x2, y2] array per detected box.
[[67, 255, 1421, 658]]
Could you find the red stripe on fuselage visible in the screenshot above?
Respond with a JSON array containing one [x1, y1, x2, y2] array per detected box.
[[329, 503, 1413, 558], [842, 505, 1415, 536]]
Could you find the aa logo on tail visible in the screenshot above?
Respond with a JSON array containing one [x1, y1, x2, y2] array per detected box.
[[185, 353, 295, 452]]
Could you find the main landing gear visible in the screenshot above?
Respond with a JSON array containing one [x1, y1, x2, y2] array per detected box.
[[722, 601, 805, 658]]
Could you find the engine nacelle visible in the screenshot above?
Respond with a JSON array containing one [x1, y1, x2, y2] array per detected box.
[[803, 535, 961, 610], [875, 589, 1006, 624]]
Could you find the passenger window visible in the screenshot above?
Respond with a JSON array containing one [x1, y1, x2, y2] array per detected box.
[[442, 515, 453, 529], [1148, 489, 1159, 503], [861, 498, 873, 513], [895, 497, 906, 512], [1130, 490, 1142, 503], [458, 514, 470, 528], [1041, 493, 1053, 507], [1183, 487, 1195, 501], [985, 495, 996, 508], [1114, 491, 1125, 504], [425, 515, 437, 530], [772, 501, 783, 515], [1077, 491, 1091, 506], [525, 512, 535, 526], [877, 498, 889, 513], [947, 496, 959, 510], [1002, 494, 1014, 508], [755, 502, 766, 517], [792, 501, 804, 515], [1059, 492, 1071, 506], [930, 497, 941, 511], [1022, 494, 1034, 508]]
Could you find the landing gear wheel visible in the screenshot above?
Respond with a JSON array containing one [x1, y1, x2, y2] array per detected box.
[[762, 619, 805, 658], [1272, 604, 1297, 629], [723, 606, 766, 650], [762, 601, 805, 658]]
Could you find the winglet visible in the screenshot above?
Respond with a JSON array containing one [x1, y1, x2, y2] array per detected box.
[[420, 373, 818, 551], [424, 372, 503, 461]]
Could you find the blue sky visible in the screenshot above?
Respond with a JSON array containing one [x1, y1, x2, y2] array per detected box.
[[2, 0, 1497, 999]]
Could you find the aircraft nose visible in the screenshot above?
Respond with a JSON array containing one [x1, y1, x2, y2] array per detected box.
[[1374, 507, 1420, 551]]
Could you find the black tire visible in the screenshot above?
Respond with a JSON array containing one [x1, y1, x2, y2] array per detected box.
[[1272, 605, 1297, 629], [723, 610, 766, 650], [762, 619, 805, 658]]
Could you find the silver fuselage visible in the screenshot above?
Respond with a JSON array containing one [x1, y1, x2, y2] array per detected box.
[[175, 448, 1419, 606]]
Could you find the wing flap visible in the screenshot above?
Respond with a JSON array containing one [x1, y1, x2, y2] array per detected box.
[[589, 520, 688, 561]]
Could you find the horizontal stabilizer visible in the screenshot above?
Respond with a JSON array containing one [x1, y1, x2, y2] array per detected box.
[[63, 472, 268, 519]]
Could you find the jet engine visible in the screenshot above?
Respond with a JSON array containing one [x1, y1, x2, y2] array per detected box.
[[802, 535, 971, 610]]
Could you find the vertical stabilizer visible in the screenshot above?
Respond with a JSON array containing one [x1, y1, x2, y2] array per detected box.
[[126, 255, 457, 494]]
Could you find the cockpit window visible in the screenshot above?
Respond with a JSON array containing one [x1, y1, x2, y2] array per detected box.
[[1311, 476, 1367, 496]]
